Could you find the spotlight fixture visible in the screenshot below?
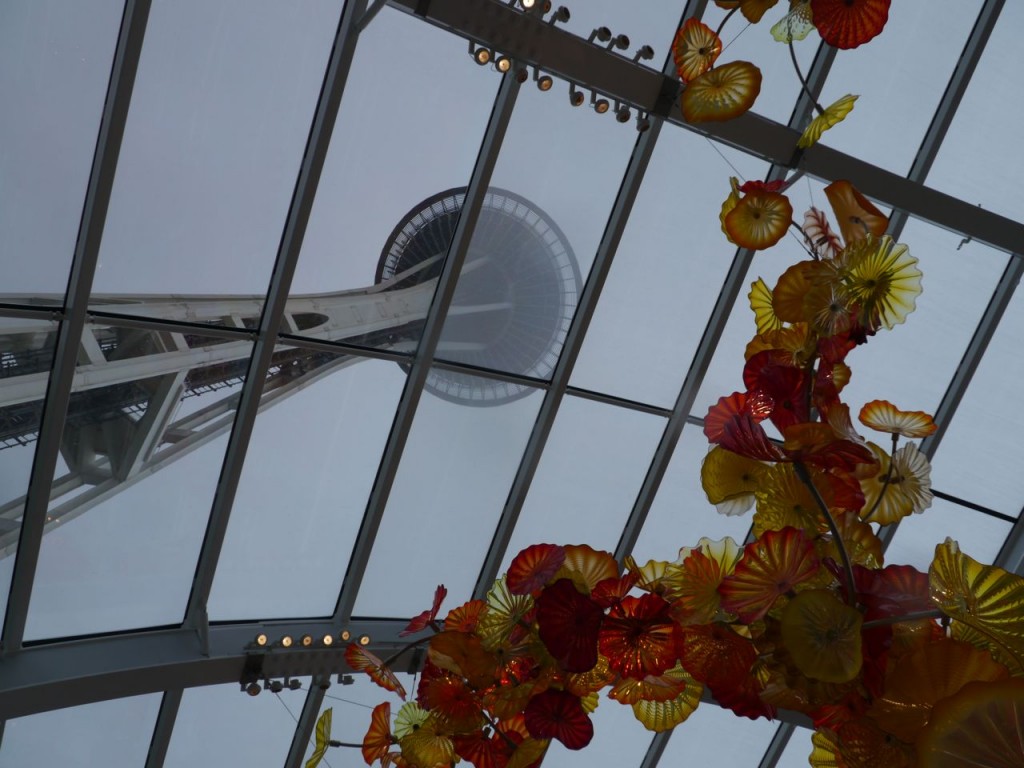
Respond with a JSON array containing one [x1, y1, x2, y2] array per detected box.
[[495, 55, 511, 73], [547, 5, 570, 24], [515, 67, 529, 84], [635, 112, 651, 132], [609, 33, 630, 50], [533, 68, 553, 91], [632, 45, 655, 63], [301, 634, 313, 647], [246, 682, 261, 696], [520, 0, 535, 7], [568, 83, 585, 106], [255, 633, 268, 647], [614, 102, 631, 123], [288, 678, 303, 690], [591, 90, 609, 114], [359, 634, 371, 646], [468, 41, 491, 66], [322, 634, 334, 646], [588, 26, 612, 44], [341, 630, 351, 641], [281, 635, 293, 648], [270, 680, 284, 693]]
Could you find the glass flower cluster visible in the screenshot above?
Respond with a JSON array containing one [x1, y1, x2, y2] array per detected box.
[[301, 3, 1024, 767]]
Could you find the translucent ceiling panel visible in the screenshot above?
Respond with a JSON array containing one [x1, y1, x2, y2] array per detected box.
[[165, 679, 310, 768], [631, 425, 752, 566], [501, 395, 666, 574], [542, 698, 653, 768], [0, 692, 161, 768], [702, 4, 818, 124], [22, 324, 253, 640], [0, 0, 124, 298], [929, 272, 1024, 517], [773, 727, 817, 768], [555, 0, 686, 61], [93, 0, 341, 298], [354, 373, 542, 618], [657, 703, 778, 765], [434, 77, 637, 383], [885, 497, 1010, 574], [819, 0, 983, 174], [290, 7, 499, 354], [303, 672, 417, 764], [210, 355, 407, 621], [927, 1, 1024, 222], [571, 130, 768, 408]]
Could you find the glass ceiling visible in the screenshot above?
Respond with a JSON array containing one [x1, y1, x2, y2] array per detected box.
[[0, 0, 1022, 766]]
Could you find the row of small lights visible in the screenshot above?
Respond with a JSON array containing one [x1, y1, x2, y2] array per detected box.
[[470, 3, 656, 132], [251, 630, 370, 649]]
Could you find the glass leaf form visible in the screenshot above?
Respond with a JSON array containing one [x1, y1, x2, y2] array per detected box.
[[917, 679, 1024, 768], [535, 578, 603, 673], [672, 18, 722, 83], [346, 643, 407, 700], [823, 180, 888, 246], [719, 527, 821, 622], [781, 590, 863, 683], [811, 0, 891, 49], [858, 400, 937, 438], [361, 703, 393, 767], [305, 707, 332, 768], [400, 584, 447, 637], [682, 61, 762, 123], [771, 0, 815, 42], [523, 689, 594, 750], [798, 94, 858, 149], [507, 544, 566, 596], [930, 539, 1024, 675]]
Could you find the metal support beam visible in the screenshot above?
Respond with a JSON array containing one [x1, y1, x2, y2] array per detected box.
[[143, 689, 181, 768], [387, 0, 1024, 258], [283, 679, 328, 768], [1, 0, 153, 654], [757, 723, 798, 768], [182, 0, 370, 626], [332, 71, 522, 623], [616, 41, 836, 561], [638, 732, 672, 768]]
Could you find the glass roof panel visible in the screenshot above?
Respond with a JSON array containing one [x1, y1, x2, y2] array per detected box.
[[818, 0, 984, 174], [885, 496, 1011, 573], [657, 703, 779, 765], [353, 374, 543, 618], [165, 679, 310, 768], [210, 355, 406, 621], [501, 395, 666, 572], [541, 698, 653, 767], [926, 1, 1024, 223], [91, 0, 341, 299], [631, 424, 753, 565], [555, 0, 687, 60], [701, 5, 819, 124], [0, 0, 124, 298], [21, 324, 253, 640], [434, 77, 637, 381], [928, 275, 1024, 517], [773, 727, 816, 768], [571, 130, 768, 408], [289, 6, 499, 353], [0, 692, 161, 768]]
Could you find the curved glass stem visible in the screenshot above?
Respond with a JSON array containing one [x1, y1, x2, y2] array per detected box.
[[788, 39, 825, 116], [864, 433, 899, 521], [794, 461, 856, 605], [715, 6, 739, 40], [862, 609, 946, 630]]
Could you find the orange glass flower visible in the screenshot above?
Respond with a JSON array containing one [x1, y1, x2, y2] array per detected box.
[[719, 527, 821, 622], [781, 589, 863, 683], [714, 0, 780, 23], [724, 187, 793, 250], [823, 180, 888, 245], [798, 94, 858, 149], [523, 689, 593, 750], [445, 599, 486, 632], [682, 61, 762, 123], [362, 704, 393, 766], [858, 442, 932, 525], [507, 544, 566, 596], [917, 679, 1024, 768], [556, 544, 619, 593], [672, 18, 722, 83], [858, 399, 937, 438], [599, 593, 680, 679], [811, 0, 891, 50]]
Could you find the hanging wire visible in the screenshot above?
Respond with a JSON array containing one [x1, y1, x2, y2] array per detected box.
[[704, 136, 747, 182], [275, 689, 337, 768]]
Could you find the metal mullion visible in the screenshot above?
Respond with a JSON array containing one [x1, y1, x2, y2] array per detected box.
[[143, 689, 182, 768], [182, 0, 370, 625], [638, 732, 672, 768], [470, 33, 682, 601], [0, 0, 153, 654], [332, 72, 522, 623], [615, 42, 836, 562], [887, 0, 1004, 238], [757, 723, 798, 768], [283, 679, 328, 768]]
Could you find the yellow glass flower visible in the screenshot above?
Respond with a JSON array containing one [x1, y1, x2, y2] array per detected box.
[[843, 235, 923, 330], [477, 577, 533, 650], [771, 1, 815, 42], [781, 590, 863, 683], [858, 399, 937, 438], [682, 61, 762, 123], [555, 544, 619, 592], [744, 323, 812, 363], [753, 463, 825, 537], [672, 18, 722, 83], [798, 94, 858, 149], [400, 715, 455, 768], [631, 667, 703, 731], [748, 277, 783, 334], [720, 177, 742, 244], [724, 188, 793, 250], [858, 441, 932, 525], [700, 445, 766, 515]]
